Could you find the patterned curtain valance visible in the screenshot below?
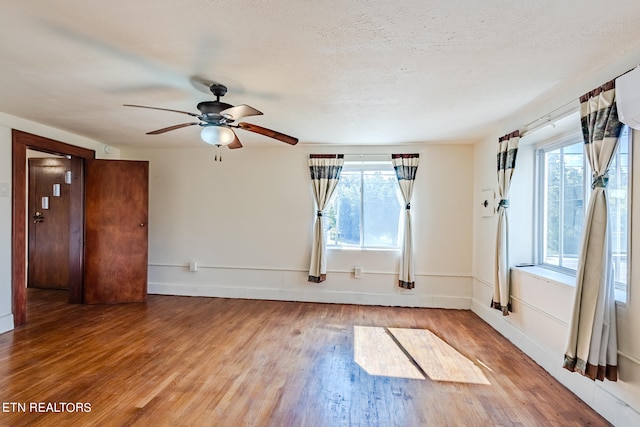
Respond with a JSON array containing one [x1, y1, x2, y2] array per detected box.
[[309, 154, 345, 159], [309, 155, 344, 180], [391, 154, 419, 182], [580, 81, 621, 144], [497, 131, 519, 175]]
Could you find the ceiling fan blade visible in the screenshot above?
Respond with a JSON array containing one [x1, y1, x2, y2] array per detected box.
[[146, 122, 200, 135], [220, 104, 263, 121], [237, 122, 298, 145], [227, 133, 243, 149], [124, 104, 200, 117]]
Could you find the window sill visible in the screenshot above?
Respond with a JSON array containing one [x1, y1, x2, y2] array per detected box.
[[511, 265, 627, 306], [617, 290, 628, 305], [512, 265, 575, 288]]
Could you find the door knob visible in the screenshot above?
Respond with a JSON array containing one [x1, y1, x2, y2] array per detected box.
[[33, 211, 45, 224], [140, 222, 145, 227]]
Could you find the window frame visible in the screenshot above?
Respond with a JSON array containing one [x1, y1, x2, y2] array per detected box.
[[533, 126, 632, 303], [535, 134, 588, 276]]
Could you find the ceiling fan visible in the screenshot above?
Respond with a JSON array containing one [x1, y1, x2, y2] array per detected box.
[[124, 83, 298, 151]]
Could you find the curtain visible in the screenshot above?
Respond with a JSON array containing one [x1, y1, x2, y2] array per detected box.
[[493, 131, 519, 316], [392, 154, 420, 289], [563, 81, 621, 382], [308, 154, 344, 283]]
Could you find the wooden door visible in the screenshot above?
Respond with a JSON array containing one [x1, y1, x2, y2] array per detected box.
[[28, 158, 72, 289], [84, 159, 149, 304]]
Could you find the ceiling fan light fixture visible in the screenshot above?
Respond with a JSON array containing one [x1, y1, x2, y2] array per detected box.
[[200, 125, 235, 146]]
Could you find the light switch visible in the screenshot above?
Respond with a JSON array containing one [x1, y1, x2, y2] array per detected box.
[[480, 190, 495, 217], [0, 183, 9, 197]]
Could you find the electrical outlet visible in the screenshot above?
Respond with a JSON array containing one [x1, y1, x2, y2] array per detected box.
[[354, 265, 362, 279], [0, 183, 9, 197]]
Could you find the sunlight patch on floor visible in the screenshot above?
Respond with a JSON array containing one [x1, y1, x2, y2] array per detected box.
[[388, 328, 491, 385], [353, 326, 425, 380], [354, 326, 491, 385]]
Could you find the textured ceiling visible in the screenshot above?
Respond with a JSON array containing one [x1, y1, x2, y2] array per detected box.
[[1, 1, 640, 148]]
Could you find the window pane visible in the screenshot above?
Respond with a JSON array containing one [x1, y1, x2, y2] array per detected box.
[[544, 150, 561, 266], [362, 170, 402, 247], [609, 126, 629, 292], [561, 147, 584, 269], [330, 172, 361, 246], [542, 141, 584, 269]]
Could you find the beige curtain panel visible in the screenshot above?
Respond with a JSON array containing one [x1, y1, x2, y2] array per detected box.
[[493, 131, 519, 316], [308, 154, 344, 283], [392, 154, 419, 289], [563, 81, 621, 382]]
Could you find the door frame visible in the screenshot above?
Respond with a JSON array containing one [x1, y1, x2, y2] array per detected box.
[[12, 130, 95, 326]]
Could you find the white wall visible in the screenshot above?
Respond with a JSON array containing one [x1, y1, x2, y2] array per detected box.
[[121, 142, 475, 308], [471, 123, 640, 425], [0, 112, 120, 334]]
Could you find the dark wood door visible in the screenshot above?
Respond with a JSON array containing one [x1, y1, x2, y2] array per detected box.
[[28, 158, 72, 289], [84, 159, 149, 304]]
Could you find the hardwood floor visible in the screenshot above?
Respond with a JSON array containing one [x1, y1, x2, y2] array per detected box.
[[0, 289, 609, 426]]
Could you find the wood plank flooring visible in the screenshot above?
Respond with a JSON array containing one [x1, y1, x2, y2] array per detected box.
[[0, 289, 609, 426]]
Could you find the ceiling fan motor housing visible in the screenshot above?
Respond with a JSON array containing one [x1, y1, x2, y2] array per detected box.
[[197, 100, 234, 123], [198, 84, 232, 122]]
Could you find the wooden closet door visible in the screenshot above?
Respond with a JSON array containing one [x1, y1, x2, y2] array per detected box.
[[28, 158, 71, 289], [84, 159, 149, 304]]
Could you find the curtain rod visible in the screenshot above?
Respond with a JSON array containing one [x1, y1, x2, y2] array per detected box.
[[519, 99, 578, 137], [343, 153, 392, 158], [519, 65, 638, 137]]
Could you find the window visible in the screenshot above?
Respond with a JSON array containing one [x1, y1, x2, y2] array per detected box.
[[536, 126, 631, 300], [324, 160, 403, 249]]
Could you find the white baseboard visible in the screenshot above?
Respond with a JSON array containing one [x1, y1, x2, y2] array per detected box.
[[148, 282, 472, 309], [0, 313, 14, 334], [471, 297, 640, 427]]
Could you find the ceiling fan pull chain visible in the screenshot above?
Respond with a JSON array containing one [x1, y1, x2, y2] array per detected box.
[[213, 145, 223, 162]]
